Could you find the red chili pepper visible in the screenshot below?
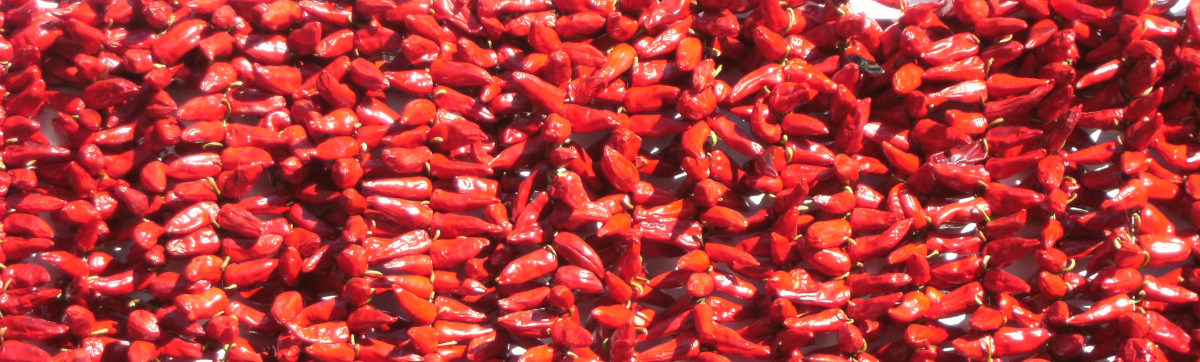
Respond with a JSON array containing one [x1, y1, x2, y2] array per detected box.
[[1067, 293, 1136, 326], [497, 248, 558, 285], [174, 288, 229, 321], [15, 0, 1200, 359], [1143, 275, 1199, 303]]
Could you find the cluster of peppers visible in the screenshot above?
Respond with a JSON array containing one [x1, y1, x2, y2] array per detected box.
[[2, 0, 1200, 360]]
